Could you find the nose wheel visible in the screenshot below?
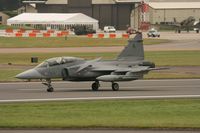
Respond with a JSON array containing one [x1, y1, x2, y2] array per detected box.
[[47, 87, 54, 92], [42, 79, 54, 92]]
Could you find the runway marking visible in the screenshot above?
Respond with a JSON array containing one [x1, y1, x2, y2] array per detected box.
[[18, 89, 42, 91], [0, 95, 200, 103]]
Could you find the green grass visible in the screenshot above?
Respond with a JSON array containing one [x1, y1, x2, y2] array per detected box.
[[0, 25, 19, 30], [0, 52, 117, 65], [0, 51, 199, 81], [1, 69, 199, 82], [0, 69, 23, 82], [0, 99, 199, 129], [145, 51, 200, 66], [145, 71, 200, 79], [0, 37, 169, 48], [0, 25, 33, 30], [0, 51, 199, 66]]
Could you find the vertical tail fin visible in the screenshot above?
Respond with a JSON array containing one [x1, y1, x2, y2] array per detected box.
[[117, 32, 144, 61]]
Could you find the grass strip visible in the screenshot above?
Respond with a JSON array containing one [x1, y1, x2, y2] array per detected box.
[[145, 51, 200, 66], [1, 51, 200, 81], [0, 37, 169, 48], [0, 51, 200, 66], [0, 52, 116, 65], [0, 69, 23, 82], [1, 69, 200, 82], [0, 99, 199, 129], [145, 71, 200, 79]]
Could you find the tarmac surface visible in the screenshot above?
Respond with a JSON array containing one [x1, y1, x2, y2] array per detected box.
[[0, 79, 199, 102]]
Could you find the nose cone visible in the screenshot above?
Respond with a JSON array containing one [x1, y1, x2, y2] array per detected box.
[[15, 69, 44, 79]]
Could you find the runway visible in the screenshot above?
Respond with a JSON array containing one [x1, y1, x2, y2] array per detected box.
[[0, 79, 199, 102]]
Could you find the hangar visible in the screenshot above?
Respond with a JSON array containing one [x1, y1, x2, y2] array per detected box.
[[23, 0, 141, 30], [7, 13, 99, 30], [20, 0, 200, 30], [146, 2, 200, 24]]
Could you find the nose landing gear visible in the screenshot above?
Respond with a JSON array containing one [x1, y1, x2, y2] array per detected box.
[[42, 79, 54, 92]]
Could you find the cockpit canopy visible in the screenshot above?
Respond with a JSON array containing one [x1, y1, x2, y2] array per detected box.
[[36, 57, 84, 68]]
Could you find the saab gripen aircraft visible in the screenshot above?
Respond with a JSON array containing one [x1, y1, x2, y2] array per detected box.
[[16, 33, 163, 92]]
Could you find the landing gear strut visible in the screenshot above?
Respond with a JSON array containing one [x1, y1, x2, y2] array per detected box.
[[112, 82, 119, 91], [91, 81, 100, 91], [42, 79, 54, 92]]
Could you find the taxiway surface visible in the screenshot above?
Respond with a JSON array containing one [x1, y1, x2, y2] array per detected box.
[[0, 79, 199, 102]]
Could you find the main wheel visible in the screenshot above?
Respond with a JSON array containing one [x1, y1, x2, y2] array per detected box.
[[112, 83, 119, 91], [47, 87, 54, 92], [92, 82, 99, 91]]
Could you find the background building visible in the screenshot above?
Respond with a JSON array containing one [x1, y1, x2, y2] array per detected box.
[[147, 2, 200, 24], [0, 12, 10, 25], [23, 0, 142, 30], [0, 0, 21, 11], [7, 0, 200, 30]]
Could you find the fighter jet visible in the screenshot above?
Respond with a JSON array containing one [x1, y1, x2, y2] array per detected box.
[[16, 33, 163, 92], [173, 16, 197, 33]]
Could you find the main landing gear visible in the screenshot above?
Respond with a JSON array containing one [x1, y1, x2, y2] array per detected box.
[[91, 81, 119, 91], [42, 79, 54, 92], [91, 81, 100, 91], [112, 82, 119, 91]]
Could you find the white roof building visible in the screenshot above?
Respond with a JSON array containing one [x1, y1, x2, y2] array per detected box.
[[146, 2, 200, 24], [7, 13, 99, 30], [148, 2, 200, 9]]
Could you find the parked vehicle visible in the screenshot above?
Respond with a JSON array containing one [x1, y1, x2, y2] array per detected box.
[[104, 26, 116, 33], [74, 25, 96, 35], [147, 29, 160, 37], [194, 28, 199, 33]]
